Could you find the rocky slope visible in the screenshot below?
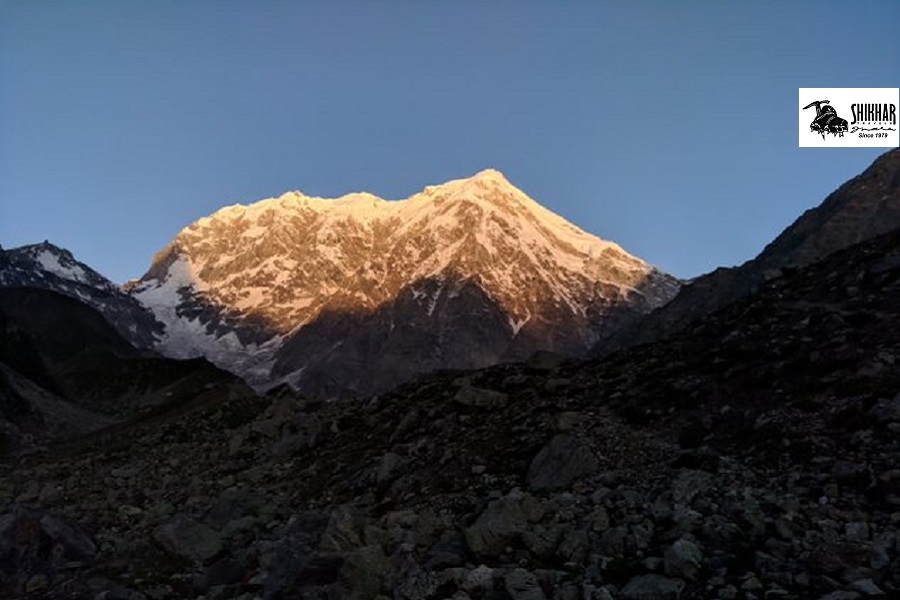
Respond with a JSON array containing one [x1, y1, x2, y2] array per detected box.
[[131, 169, 679, 396], [0, 242, 163, 349], [0, 287, 248, 454], [600, 148, 900, 353], [3, 202, 900, 599]]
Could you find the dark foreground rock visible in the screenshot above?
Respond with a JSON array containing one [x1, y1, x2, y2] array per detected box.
[[0, 506, 97, 597]]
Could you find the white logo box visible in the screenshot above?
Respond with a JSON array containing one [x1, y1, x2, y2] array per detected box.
[[799, 88, 899, 148]]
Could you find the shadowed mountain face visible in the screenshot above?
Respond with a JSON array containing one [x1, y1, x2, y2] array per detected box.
[[273, 274, 672, 397], [0, 287, 140, 401], [131, 169, 679, 395], [600, 148, 900, 353], [0, 288, 246, 453], [0, 242, 164, 349]]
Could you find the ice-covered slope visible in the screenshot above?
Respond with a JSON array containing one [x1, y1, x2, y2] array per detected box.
[[131, 170, 680, 395]]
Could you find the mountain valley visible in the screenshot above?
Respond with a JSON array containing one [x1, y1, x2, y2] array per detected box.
[[1, 150, 899, 599]]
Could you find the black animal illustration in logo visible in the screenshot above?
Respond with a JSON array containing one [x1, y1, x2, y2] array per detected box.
[[803, 100, 848, 139]]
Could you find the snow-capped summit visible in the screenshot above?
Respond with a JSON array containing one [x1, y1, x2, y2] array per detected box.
[[0, 242, 163, 349], [132, 171, 681, 395], [2, 242, 111, 289]]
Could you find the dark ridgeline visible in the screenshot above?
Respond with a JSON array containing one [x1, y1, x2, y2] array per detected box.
[[0, 241, 164, 348], [598, 148, 900, 356]]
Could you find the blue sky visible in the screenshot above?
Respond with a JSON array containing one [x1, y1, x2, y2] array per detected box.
[[1, 1, 898, 283]]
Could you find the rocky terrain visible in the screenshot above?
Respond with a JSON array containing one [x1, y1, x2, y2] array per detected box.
[[3, 191, 900, 599], [129, 169, 678, 396]]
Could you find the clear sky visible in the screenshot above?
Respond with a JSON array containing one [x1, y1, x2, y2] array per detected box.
[[2, 1, 898, 283]]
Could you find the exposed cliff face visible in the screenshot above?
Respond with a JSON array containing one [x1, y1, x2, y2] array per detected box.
[[599, 148, 900, 354], [131, 169, 679, 395]]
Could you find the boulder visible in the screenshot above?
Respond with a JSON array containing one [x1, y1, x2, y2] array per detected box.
[[527, 434, 599, 491], [339, 545, 389, 598], [664, 538, 703, 580], [153, 513, 223, 564], [0, 507, 97, 597], [452, 386, 509, 409], [504, 568, 546, 600], [620, 574, 685, 600], [464, 491, 543, 558]]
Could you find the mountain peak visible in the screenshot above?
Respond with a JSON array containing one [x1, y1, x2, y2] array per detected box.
[[21, 240, 70, 257], [4, 241, 88, 283], [134, 172, 680, 394], [451, 168, 516, 193], [469, 168, 510, 184], [428, 168, 529, 209]]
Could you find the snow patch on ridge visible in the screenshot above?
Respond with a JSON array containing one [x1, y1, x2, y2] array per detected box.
[[509, 312, 531, 336], [132, 254, 283, 390], [36, 250, 89, 284]]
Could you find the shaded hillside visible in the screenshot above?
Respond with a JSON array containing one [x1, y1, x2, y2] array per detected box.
[[601, 148, 900, 354], [0, 242, 163, 349], [0, 288, 249, 454]]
